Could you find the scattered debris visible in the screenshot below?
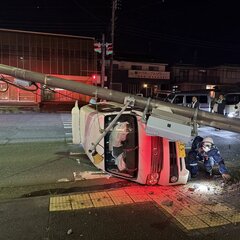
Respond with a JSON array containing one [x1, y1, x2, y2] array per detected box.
[[177, 197, 183, 202], [57, 178, 70, 183], [69, 152, 84, 156], [188, 187, 195, 192], [193, 184, 199, 189], [73, 171, 111, 181], [67, 229, 73, 235], [161, 200, 173, 207]]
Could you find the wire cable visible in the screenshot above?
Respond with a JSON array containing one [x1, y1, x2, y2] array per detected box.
[[0, 75, 38, 92]]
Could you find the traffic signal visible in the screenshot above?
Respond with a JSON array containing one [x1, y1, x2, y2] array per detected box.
[[106, 43, 113, 55], [94, 42, 112, 55], [94, 43, 101, 54]]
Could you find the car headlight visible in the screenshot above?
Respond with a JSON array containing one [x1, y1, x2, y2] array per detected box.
[[170, 176, 178, 183], [146, 173, 159, 185]]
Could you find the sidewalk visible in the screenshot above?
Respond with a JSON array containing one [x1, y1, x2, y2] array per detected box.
[[0, 181, 240, 240], [0, 101, 40, 112]]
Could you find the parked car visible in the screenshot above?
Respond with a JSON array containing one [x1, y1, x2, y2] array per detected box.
[[153, 91, 172, 101], [224, 92, 240, 118], [165, 91, 212, 112]]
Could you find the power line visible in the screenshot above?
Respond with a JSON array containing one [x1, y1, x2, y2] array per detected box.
[[117, 26, 240, 52]]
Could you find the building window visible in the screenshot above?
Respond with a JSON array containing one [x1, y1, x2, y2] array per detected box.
[[113, 64, 119, 69], [132, 65, 142, 70], [149, 66, 159, 71]]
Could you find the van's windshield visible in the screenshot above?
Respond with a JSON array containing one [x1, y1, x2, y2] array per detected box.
[[225, 93, 240, 105], [166, 93, 175, 101]]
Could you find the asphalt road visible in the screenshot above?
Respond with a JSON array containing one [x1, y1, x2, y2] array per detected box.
[[0, 112, 240, 198], [0, 112, 103, 200], [0, 112, 70, 144], [0, 112, 240, 240]]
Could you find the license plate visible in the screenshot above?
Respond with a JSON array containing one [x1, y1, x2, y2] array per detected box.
[[177, 142, 186, 158]]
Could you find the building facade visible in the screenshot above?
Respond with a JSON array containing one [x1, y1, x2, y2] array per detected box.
[[107, 60, 171, 97], [1, 29, 240, 109], [0, 29, 97, 107], [170, 64, 240, 93]]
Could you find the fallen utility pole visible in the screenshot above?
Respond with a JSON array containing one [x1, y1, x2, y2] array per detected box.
[[0, 63, 239, 133]]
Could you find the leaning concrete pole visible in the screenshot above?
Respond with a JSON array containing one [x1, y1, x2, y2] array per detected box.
[[0, 63, 239, 133]]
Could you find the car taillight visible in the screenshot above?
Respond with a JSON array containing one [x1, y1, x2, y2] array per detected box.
[[146, 173, 159, 185]]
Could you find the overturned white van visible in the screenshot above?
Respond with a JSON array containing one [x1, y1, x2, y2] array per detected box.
[[79, 101, 189, 186]]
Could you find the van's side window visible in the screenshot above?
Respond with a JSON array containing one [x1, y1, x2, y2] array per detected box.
[[199, 96, 208, 103], [186, 96, 193, 104], [173, 96, 184, 104], [225, 94, 240, 105]]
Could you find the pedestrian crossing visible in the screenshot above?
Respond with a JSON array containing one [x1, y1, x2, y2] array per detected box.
[[63, 123, 72, 129], [61, 114, 72, 142], [64, 122, 72, 143]]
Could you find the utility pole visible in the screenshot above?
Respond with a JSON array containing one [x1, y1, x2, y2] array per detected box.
[[101, 33, 105, 88], [109, 0, 117, 89], [1, 63, 240, 133]]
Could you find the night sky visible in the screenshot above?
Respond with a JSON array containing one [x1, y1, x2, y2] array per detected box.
[[1, 0, 240, 65]]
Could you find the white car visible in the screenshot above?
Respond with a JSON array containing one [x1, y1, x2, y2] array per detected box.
[[79, 101, 189, 186], [225, 92, 240, 118]]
